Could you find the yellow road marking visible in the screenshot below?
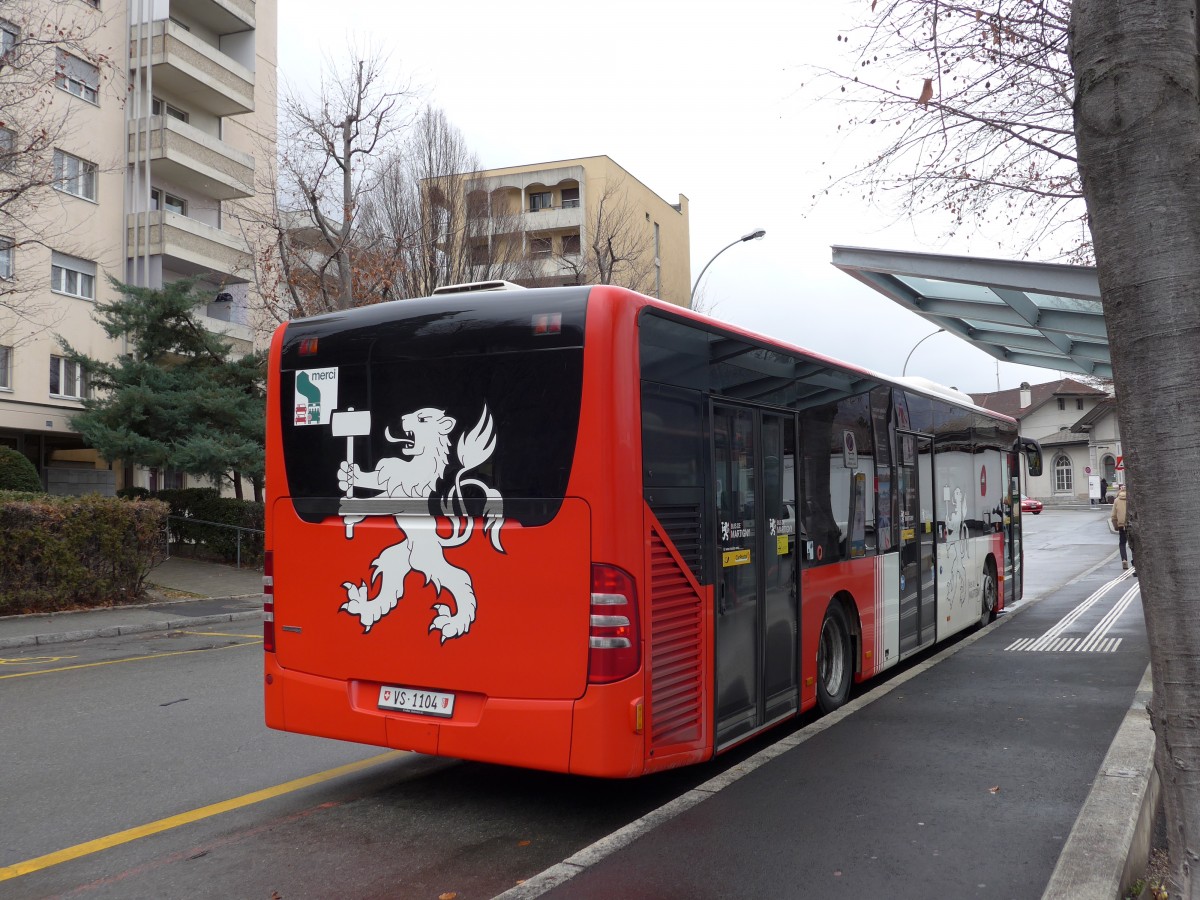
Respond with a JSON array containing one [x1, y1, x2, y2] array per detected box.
[[0, 656, 78, 666], [177, 631, 262, 639], [0, 751, 405, 881], [0, 640, 260, 680]]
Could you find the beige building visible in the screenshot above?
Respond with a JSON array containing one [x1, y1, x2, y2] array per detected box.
[[0, 0, 276, 494], [970, 378, 1122, 503], [431, 155, 691, 306]]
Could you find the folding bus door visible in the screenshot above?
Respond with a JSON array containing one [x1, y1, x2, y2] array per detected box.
[[713, 403, 799, 749], [897, 431, 937, 653]]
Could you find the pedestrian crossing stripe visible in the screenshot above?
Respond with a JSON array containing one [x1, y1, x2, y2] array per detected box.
[[1005, 571, 1138, 653], [1005, 636, 1122, 653]]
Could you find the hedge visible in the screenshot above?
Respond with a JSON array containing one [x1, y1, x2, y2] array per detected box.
[[0, 495, 169, 614]]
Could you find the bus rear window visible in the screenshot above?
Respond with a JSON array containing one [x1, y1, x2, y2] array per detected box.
[[277, 294, 588, 526]]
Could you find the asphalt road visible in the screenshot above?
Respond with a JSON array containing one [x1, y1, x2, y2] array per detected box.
[[0, 626, 781, 898], [0, 505, 1123, 899]]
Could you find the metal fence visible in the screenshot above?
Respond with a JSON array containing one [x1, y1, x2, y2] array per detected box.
[[166, 515, 264, 569]]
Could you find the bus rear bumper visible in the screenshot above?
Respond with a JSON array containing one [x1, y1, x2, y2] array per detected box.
[[265, 655, 577, 773]]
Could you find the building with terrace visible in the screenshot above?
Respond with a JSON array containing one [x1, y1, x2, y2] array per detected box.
[[0, 0, 276, 494], [427, 155, 691, 307]]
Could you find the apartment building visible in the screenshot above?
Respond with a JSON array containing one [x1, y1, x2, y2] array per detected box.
[[0, 0, 276, 494], [430, 155, 691, 306]]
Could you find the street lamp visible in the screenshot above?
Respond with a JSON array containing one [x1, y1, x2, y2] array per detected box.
[[902, 328, 946, 376], [689, 228, 766, 306]]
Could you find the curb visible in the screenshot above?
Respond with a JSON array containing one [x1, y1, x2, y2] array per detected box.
[[0, 608, 263, 650]]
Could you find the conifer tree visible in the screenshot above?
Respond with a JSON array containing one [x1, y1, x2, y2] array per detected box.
[[59, 280, 265, 501]]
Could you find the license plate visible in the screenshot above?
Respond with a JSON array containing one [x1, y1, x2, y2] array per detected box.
[[378, 685, 455, 718]]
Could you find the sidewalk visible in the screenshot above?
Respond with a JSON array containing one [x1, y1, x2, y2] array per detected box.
[[0, 556, 263, 650]]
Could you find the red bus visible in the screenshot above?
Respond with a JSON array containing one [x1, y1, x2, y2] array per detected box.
[[263, 284, 1042, 777]]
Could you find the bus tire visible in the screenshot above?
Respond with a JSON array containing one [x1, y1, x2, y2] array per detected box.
[[817, 603, 853, 714], [979, 560, 998, 628]]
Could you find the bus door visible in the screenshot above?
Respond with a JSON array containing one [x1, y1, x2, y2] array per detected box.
[[1005, 451, 1022, 604], [897, 431, 937, 653], [712, 403, 799, 749]]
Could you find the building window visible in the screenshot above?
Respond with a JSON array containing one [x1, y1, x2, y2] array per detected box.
[[0, 345, 11, 389], [469, 242, 489, 266], [0, 127, 13, 171], [52, 149, 97, 201], [1076, 398, 1084, 410], [1057, 397, 1065, 410], [1, 20, 17, 59], [50, 354, 88, 399], [152, 97, 188, 122], [1102, 454, 1117, 484], [1054, 454, 1073, 493], [561, 187, 580, 209], [0, 238, 12, 280], [55, 50, 100, 104], [151, 188, 187, 216], [529, 192, 553, 212], [561, 233, 580, 256], [50, 251, 96, 300], [529, 236, 551, 257]]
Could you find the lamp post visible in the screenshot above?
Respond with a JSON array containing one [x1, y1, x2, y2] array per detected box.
[[689, 228, 766, 307], [902, 328, 946, 376]]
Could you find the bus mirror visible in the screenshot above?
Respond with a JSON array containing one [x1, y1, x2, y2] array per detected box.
[[1018, 437, 1043, 477]]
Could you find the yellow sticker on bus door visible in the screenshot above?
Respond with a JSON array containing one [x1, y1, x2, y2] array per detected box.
[[777, 535, 789, 556], [723, 549, 751, 568]]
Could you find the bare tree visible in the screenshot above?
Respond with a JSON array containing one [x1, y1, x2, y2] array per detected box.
[[808, 1, 1088, 259], [359, 107, 532, 298], [0, 0, 115, 332], [269, 51, 415, 317], [554, 174, 656, 293], [1072, 1, 1200, 893]]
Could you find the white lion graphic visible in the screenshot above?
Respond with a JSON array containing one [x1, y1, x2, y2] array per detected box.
[[336, 405, 504, 642]]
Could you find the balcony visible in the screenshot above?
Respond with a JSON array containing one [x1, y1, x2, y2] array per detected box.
[[128, 116, 254, 201], [521, 205, 583, 233], [185, 0, 256, 33], [129, 20, 254, 117], [126, 210, 251, 282]]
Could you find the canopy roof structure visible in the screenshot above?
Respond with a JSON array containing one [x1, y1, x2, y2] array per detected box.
[[831, 246, 1110, 380]]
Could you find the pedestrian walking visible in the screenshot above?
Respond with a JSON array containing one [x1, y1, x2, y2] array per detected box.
[[1110, 484, 1133, 569], [1100, 477, 1108, 505]]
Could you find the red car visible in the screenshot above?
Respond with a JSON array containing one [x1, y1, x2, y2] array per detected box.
[[1021, 495, 1044, 515]]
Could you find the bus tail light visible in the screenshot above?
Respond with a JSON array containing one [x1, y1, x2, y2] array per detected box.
[[588, 564, 640, 684], [263, 551, 275, 653]]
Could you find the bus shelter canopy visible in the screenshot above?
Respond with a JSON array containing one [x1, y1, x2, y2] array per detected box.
[[831, 246, 1110, 380]]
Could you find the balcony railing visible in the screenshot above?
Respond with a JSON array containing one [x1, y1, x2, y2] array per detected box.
[[128, 116, 254, 201], [520, 205, 583, 232], [126, 209, 251, 282]]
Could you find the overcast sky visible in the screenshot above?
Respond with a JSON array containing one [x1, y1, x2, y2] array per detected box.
[[277, 0, 1066, 395]]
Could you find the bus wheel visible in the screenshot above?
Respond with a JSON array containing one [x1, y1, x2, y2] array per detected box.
[[817, 603, 853, 714], [979, 562, 998, 628]]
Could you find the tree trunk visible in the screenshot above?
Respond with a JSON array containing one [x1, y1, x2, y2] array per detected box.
[[1071, 1, 1200, 893]]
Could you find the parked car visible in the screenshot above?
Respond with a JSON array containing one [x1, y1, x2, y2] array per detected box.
[[1021, 495, 1044, 515]]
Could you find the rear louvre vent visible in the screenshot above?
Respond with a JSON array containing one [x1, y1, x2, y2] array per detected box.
[[652, 504, 704, 580], [648, 531, 704, 749]]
